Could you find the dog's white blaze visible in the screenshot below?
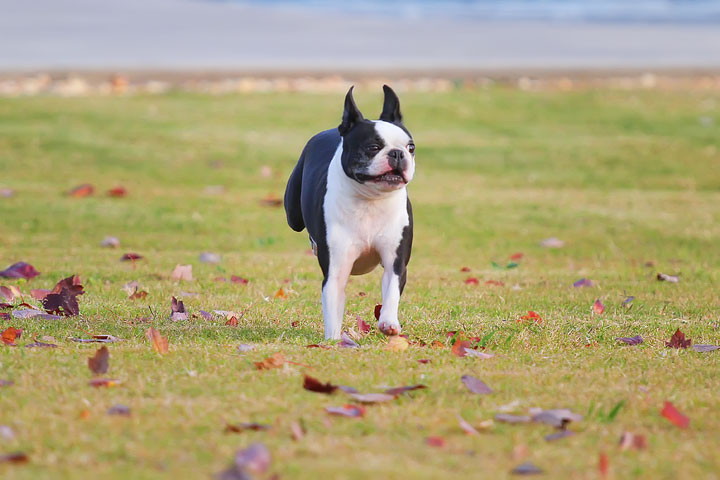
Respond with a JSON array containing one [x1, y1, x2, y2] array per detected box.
[[364, 120, 415, 181], [321, 139, 410, 339]]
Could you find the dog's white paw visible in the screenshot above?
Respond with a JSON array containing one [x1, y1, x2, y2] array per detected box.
[[378, 321, 401, 337]]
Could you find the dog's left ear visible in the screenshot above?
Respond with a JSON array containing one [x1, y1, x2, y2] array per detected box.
[[338, 86, 364, 136], [379, 85, 403, 125]]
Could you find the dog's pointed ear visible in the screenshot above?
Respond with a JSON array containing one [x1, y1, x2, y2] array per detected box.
[[338, 86, 364, 136], [379, 84, 402, 124]]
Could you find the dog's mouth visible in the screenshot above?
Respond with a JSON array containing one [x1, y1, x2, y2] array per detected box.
[[356, 170, 407, 185]]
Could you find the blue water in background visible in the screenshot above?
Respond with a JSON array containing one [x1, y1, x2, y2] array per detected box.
[[225, 0, 720, 23]]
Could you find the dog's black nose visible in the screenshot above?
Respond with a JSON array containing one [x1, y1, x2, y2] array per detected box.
[[387, 149, 406, 171]]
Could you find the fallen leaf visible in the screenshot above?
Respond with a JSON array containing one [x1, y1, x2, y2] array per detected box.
[[384, 336, 409, 352], [146, 327, 169, 354], [417, 359, 431, 364], [107, 404, 131, 416], [72, 335, 120, 343], [531, 408, 583, 429], [460, 266, 471, 272], [305, 344, 331, 350], [539, 237, 564, 248], [30, 289, 51, 301], [425, 436, 445, 448], [25, 334, 58, 348], [592, 299, 605, 315], [199, 252, 221, 264], [225, 317, 239, 326], [170, 296, 188, 321], [339, 332, 359, 348], [356, 316, 371, 334], [0, 188, 14, 198], [461, 375, 492, 395], [120, 253, 143, 261], [622, 295, 635, 307], [303, 374, 337, 394], [107, 186, 127, 197], [495, 414, 532, 424], [572, 278, 594, 288], [451, 333, 473, 357], [384, 384, 427, 396], [231, 276, 249, 285], [325, 405, 365, 417], [661, 401, 689, 429], [88, 346, 109, 375], [1, 327, 22, 346], [349, 393, 395, 404], [42, 275, 84, 316], [619, 432, 647, 451], [519, 311, 543, 325], [465, 277, 479, 285], [457, 414, 480, 436], [68, 183, 94, 197], [692, 344, 720, 352], [616, 335, 644, 345], [545, 430, 574, 442], [89, 378, 119, 388], [224, 423, 271, 433], [171, 264, 193, 281], [237, 344, 255, 352], [0, 452, 29, 465], [373, 304, 382, 320], [510, 252, 524, 261], [290, 420, 305, 441], [464, 349, 495, 359], [657, 273, 679, 283], [598, 452, 609, 478], [0, 285, 21, 301], [128, 288, 148, 300], [430, 340, 444, 349], [260, 194, 283, 207], [232, 443, 272, 474], [665, 328, 691, 349], [254, 353, 285, 370], [511, 462, 543, 475], [485, 279, 505, 286], [100, 236, 120, 248], [0, 262, 40, 279], [274, 287, 287, 299], [0, 379, 14, 387]]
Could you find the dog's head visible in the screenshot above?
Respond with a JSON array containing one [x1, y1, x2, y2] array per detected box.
[[337, 85, 415, 193]]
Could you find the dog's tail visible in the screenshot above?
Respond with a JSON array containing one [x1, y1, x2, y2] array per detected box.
[[284, 149, 306, 232]]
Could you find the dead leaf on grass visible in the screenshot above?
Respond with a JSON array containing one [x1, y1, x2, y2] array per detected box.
[[573, 278, 594, 288], [42, 275, 84, 316], [348, 393, 395, 404], [325, 405, 365, 417], [592, 299, 605, 315], [107, 186, 127, 197], [665, 329, 691, 349], [425, 436, 445, 448], [656, 273, 679, 283], [616, 335, 643, 345], [68, 184, 94, 197], [146, 327, 169, 354], [461, 375, 492, 395], [302, 374, 337, 394], [511, 462, 543, 475], [290, 420, 305, 441], [339, 332, 359, 348], [0, 262, 40, 280], [384, 336, 409, 352], [0, 452, 29, 465], [120, 253, 143, 261], [692, 344, 720, 352], [384, 384, 426, 396], [254, 353, 285, 370], [356, 316, 371, 334], [89, 378, 119, 388], [457, 414, 480, 436], [170, 296, 188, 321], [171, 264, 193, 281], [274, 287, 287, 299], [1, 327, 22, 346], [619, 432, 647, 451], [88, 346, 109, 375], [661, 401, 689, 429], [224, 423, 271, 433]]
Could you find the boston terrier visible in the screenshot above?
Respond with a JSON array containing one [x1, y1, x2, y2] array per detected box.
[[284, 85, 415, 340]]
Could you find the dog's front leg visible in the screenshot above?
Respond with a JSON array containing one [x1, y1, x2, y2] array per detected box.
[[321, 239, 357, 340]]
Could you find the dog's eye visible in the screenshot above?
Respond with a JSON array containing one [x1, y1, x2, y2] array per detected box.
[[366, 144, 381, 153], [408, 143, 415, 154]]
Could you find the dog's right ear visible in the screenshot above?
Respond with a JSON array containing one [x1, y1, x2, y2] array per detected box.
[[338, 86, 364, 136]]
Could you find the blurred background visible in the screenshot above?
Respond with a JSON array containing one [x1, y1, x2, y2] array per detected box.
[[2, 0, 720, 91]]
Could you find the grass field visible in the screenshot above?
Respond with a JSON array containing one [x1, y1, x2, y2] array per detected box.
[[0, 87, 719, 479]]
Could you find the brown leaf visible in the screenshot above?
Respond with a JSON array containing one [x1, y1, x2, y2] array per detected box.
[[325, 405, 365, 417], [461, 375, 492, 394], [356, 316, 371, 334], [170, 296, 188, 321], [254, 352, 285, 370], [88, 346, 109, 375], [384, 384, 427, 396], [1, 327, 22, 346], [171, 264, 193, 281], [274, 287, 287, 299], [145, 327, 169, 354], [665, 329, 691, 349], [224, 423, 271, 433], [128, 288, 148, 300], [451, 334, 473, 357], [0, 262, 40, 279], [259, 194, 283, 207], [305, 344, 331, 350], [30, 289, 51, 301], [661, 401, 690, 429], [42, 275, 84, 317], [0, 452, 29, 464], [302, 374, 337, 394], [68, 184, 94, 197], [225, 316, 239, 326], [619, 432, 647, 451], [425, 436, 445, 448], [373, 304, 382, 320], [384, 336, 409, 352], [592, 298, 605, 315], [120, 253, 143, 261], [417, 359, 431, 364]]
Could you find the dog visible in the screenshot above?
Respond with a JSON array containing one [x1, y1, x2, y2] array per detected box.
[[284, 85, 415, 340]]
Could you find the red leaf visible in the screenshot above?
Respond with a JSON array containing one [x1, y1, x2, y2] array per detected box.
[[68, 184, 94, 197], [592, 299, 605, 315], [30, 289, 51, 300], [42, 275, 84, 316], [230, 275, 249, 285], [88, 346, 109, 375], [598, 452, 609, 478], [225, 316, 238, 326], [303, 374, 338, 394], [425, 436, 446, 448], [259, 194, 283, 207], [0, 452, 29, 464], [464, 277, 479, 285], [518, 310, 543, 325], [121, 253, 143, 261], [509, 252, 524, 260], [485, 279, 504, 286], [356, 316, 371, 334], [417, 359, 431, 364], [665, 329, 691, 349], [2, 327, 22, 346], [460, 266, 471, 272], [661, 401, 690, 429], [373, 304, 382, 320], [0, 262, 40, 279], [88, 378, 119, 388], [107, 186, 127, 197]]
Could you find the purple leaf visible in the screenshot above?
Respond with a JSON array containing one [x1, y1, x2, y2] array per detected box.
[[616, 335, 644, 345], [692, 344, 720, 353], [461, 375, 492, 395], [572, 278, 594, 288]]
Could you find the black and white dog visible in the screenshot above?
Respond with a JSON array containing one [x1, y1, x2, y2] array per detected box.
[[284, 86, 414, 340]]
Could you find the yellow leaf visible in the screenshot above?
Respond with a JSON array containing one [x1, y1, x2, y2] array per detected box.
[[384, 336, 409, 352]]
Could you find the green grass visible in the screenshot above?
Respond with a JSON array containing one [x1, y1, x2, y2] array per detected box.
[[0, 87, 719, 479]]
